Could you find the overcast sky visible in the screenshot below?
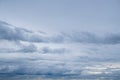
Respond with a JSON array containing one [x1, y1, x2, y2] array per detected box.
[[0, 0, 120, 79], [0, 0, 120, 34]]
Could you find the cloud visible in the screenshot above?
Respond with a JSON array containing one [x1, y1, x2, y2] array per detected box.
[[0, 44, 66, 54], [0, 58, 71, 76], [1, 20, 120, 44], [0, 44, 37, 53], [0, 58, 120, 79], [17, 44, 37, 53], [40, 47, 66, 54], [59, 32, 120, 44], [0, 20, 120, 79], [103, 33, 120, 44], [0, 21, 30, 41], [0, 20, 47, 42]]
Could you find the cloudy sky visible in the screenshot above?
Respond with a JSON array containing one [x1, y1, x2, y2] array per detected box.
[[0, 0, 120, 79]]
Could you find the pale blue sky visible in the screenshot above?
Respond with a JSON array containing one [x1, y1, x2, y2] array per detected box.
[[0, 0, 120, 34]]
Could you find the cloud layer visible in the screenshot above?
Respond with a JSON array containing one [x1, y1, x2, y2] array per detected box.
[[1, 20, 120, 44], [0, 20, 120, 79]]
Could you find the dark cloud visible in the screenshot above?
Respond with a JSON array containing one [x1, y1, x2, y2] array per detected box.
[[103, 34, 120, 44], [0, 60, 120, 79], [0, 60, 71, 76]]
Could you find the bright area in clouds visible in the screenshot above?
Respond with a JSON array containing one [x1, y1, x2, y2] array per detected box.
[[0, 0, 120, 79]]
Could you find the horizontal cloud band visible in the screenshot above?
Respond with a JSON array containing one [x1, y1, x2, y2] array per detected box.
[[0, 20, 120, 44]]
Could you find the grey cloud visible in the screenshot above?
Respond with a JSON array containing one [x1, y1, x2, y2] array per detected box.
[[60, 32, 120, 44], [0, 60, 71, 76], [0, 21, 27, 41], [41, 47, 66, 54], [0, 48, 16, 53], [0, 20, 120, 44], [0, 20, 47, 42], [59, 32, 98, 43], [0, 60, 120, 79], [17, 44, 37, 53], [0, 44, 66, 54], [1, 20, 120, 79], [0, 44, 37, 53], [103, 34, 120, 44], [36, 31, 120, 44]]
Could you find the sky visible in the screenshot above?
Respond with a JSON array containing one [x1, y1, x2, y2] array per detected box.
[[0, 0, 120, 79], [0, 0, 120, 33]]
